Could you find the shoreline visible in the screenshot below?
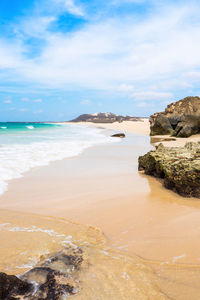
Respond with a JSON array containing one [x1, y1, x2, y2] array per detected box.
[[61, 119, 200, 147], [1, 121, 200, 298]]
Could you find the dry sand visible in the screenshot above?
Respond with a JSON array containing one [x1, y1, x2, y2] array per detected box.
[[72, 119, 150, 136]]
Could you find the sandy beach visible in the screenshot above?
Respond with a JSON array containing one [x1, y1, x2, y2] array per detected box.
[[0, 120, 200, 299]]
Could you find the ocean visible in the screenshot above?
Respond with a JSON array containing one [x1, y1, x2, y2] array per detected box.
[[0, 122, 115, 195]]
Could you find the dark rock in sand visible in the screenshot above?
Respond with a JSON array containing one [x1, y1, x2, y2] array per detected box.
[[0, 271, 33, 299], [150, 96, 200, 137], [0, 246, 83, 299], [70, 112, 142, 123], [111, 133, 126, 138], [138, 142, 200, 198], [150, 114, 173, 136]]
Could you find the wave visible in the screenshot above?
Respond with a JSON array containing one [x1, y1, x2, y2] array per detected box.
[[0, 125, 117, 195], [1, 127, 7, 129], [26, 125, 34, 129]]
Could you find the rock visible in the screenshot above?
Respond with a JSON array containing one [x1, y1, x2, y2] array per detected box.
[[0, 246, 83, 299], [150, 114, 173, 135], [70, 113, 142, 123], [0, 272, 33, 299], [111, 133, 126, 138], [150, 96, 200, 137], [138, 142, 200, 198]]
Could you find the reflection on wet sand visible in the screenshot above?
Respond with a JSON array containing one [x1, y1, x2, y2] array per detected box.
[[150, 136, 176, 146]]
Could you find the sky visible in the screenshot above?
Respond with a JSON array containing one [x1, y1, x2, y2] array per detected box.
[[1, 0, 200, 121]]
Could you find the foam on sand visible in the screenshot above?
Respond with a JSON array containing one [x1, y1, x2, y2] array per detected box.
[[0, 124, 117, 195]]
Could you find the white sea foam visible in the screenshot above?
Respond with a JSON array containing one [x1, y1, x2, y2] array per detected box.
[[26, 125, 34, 129], [0, 124, 117, 195], [1, 127, 7, 129], [172, 254, 186, 263]]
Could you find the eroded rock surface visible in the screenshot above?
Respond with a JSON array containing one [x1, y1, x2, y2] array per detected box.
[[0, 272, 33, 299], [138, 142, 200, 197], [150, 96, 200, 137]]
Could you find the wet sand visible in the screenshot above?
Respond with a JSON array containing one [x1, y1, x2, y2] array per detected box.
[[1, 126, 200, 299]]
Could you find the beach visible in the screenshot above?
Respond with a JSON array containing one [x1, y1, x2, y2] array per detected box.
[[0, 120, 200, 299]]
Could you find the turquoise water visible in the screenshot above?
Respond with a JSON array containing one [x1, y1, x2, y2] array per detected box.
[[0, 122, 56, 131], [0, 123, 116, 194], [0, 122, 62, 144]]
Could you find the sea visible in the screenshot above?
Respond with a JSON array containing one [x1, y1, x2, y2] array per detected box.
[[0, 122, 115, 195]]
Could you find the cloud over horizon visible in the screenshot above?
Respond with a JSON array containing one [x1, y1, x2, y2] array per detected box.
[[1, 0, 200, 120]]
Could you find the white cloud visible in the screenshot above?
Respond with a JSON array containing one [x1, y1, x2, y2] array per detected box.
[[1, 1, 200, 104], [17, 16, 56, 38], [3, 98, 12, 104], [20, 3, 200, 93], [34, 109, 43, 114], [136, 102, 147, 107], [182, 71, 200, 82], [21, 97, 29, 102], [18, 108, 28, 112], [118, 83, 135, 92], [80, 99, 91, 105], [53, 0, 85, 16], [33, 99, 43, 103], [0, 39, 23, 69], [131, 91, 173, 101]]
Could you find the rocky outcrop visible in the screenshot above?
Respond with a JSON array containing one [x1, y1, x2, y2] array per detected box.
[[0, 272, 33, 299], [70, 113, 141, 123], [150, 96, 200, 137], [111, 133, 126, 138], [138, 142, 200, 198], [0, 246, 83, 299]]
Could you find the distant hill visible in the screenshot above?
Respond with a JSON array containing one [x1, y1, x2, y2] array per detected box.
[[70, 112, 142, 123]]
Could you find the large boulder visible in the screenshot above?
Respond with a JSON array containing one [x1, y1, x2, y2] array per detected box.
[[150, 114, 173, 135], [150, 96, 200, 137], [138, 142, 200, 198]]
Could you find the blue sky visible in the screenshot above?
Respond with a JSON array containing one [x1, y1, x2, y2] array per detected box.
[[1, 0, 200, 121]]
